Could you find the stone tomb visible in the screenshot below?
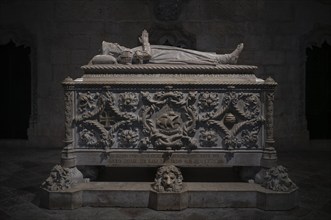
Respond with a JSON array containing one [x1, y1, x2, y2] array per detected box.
[[40, 64, 298, 210]]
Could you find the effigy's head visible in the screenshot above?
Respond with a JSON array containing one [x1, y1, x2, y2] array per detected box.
[[153, 165, 183, 192]]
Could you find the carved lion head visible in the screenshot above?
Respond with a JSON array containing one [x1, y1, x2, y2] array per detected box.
[[152, 165, 183, 192]]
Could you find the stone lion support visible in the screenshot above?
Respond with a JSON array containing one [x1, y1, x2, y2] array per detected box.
[[149, 165, 188, 210]]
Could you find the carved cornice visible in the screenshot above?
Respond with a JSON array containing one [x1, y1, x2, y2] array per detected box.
[[63, 74, 268, 88]]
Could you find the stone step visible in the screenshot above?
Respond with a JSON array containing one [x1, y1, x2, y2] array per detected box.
[[41, 182, 298, 211]]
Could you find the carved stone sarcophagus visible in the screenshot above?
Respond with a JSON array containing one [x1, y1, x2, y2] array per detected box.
[[61, 64, 278, 169], [40, 64, 299, 211], [41, 31, 298, 210]]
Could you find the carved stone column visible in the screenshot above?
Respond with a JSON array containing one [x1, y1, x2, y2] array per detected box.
[[261, 77, 278, 168], [61, 77, 76, 168]]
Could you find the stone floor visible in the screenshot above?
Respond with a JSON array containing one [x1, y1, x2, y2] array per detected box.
[[0, 145, 330, 220]]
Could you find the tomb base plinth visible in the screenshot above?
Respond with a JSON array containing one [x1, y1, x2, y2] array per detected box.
[[41, 182, 298, 210]]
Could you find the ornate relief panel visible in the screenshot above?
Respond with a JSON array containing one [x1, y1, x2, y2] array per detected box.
[[73, 89, 264, 151]]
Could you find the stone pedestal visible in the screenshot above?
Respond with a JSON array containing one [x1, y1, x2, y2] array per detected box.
[[40, 182, 298, 210]]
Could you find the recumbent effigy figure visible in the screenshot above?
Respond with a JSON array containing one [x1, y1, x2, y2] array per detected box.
[[90, 30, 244, 65]]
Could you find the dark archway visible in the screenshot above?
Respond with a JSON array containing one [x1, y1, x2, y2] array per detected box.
[[306, 41, 331, 139], [0, 41, 31, 139]]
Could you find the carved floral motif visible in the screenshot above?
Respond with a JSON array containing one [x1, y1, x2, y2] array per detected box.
[[198, 92, 219, 111], [78, 120, 112, 148], [73, 90, 263, 151], [207, 92, 264, 149], [199, 129, 218, 147], [118, 129, 140, 148], [118, 92, 139, 111], [80, 129, 98, 146], [76, 92, 103, 121]]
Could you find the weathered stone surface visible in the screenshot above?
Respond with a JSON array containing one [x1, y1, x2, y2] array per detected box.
[[149, 190, 189, 210], [257, 189, 299, 211], [40, 189, 83, 209]]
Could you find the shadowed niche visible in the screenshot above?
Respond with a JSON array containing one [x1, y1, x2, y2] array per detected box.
[[306, 41, 331, 139], [0, 40, 31, 139]]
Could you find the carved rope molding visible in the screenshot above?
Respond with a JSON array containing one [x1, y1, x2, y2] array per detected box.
[[81, 64, 258, 74], [63, 77, 75, 152]]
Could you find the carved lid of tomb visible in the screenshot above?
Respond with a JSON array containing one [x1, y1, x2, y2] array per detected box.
[[75, 64, 269, 85]]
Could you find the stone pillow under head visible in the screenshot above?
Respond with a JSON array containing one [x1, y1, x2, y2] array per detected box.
[[90, 54, 117, 65]]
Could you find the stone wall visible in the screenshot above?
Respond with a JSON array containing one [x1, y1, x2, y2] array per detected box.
[[0, 0, 330, 149]]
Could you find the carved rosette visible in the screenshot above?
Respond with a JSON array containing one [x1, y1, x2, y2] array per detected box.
[[198, 92, 219, 111], [118, 128, 140, 148], [73, 90, 264, 151], [118, 92, 139, 111], [199, 129, 218, 147]]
